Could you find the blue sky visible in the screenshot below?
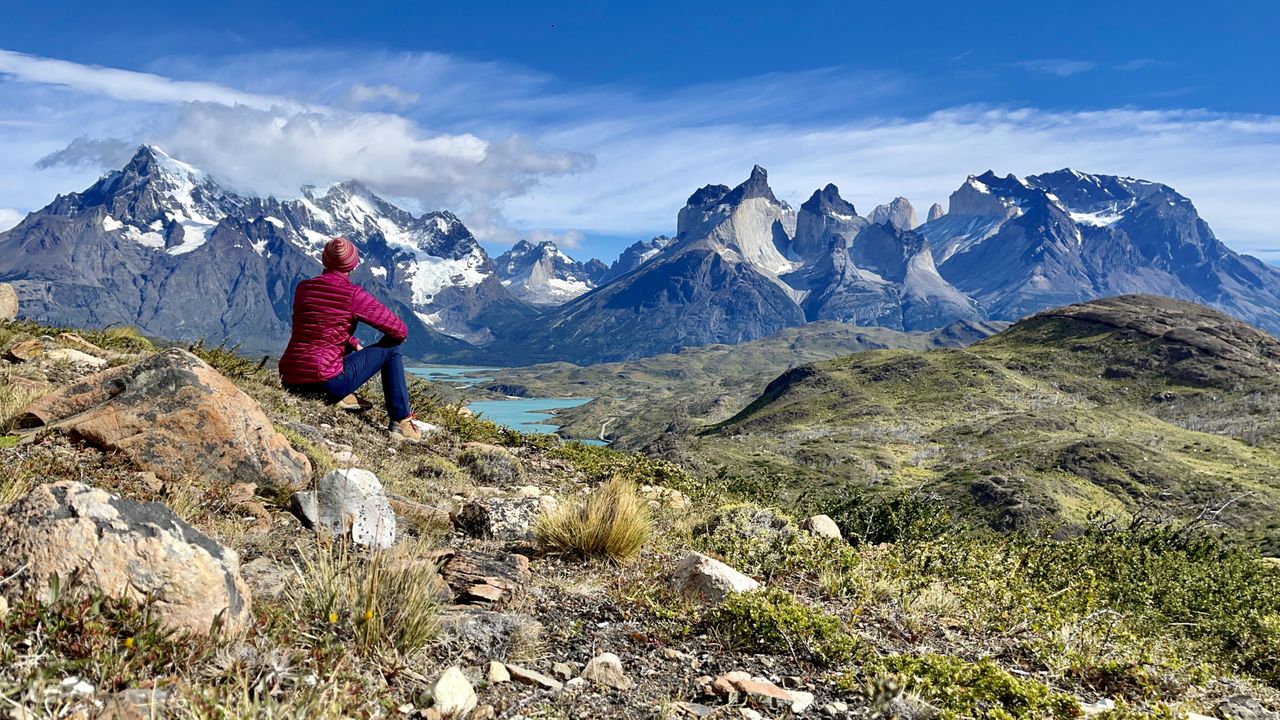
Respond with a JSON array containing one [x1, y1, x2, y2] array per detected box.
[[1, 0, 1278, 263]]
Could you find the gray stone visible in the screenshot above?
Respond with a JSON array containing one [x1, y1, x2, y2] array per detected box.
[[506, 663, 563, 691], [671, 552, 759, 603], [292, 468, 396, 549], [552, 661, 580, 681], [1216, 696, 1278, 720], [580, 652, 633, 691], [432, 666, 477, 719], [240, 557, 292, 600], [801, 514, 842, 540], [0, 481, 251, 635], [0, 282, 16, 321], [453, 496, 553, 541]]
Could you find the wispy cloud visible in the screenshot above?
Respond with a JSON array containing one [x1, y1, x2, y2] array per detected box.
[[0, 49, 298, 109], [344, 82, 420, 109], [1012, 58, 1100, 77]]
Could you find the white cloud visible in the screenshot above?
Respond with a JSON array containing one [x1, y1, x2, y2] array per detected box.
[[525, 229, 585, 250], [0, 207, 22, 232], [506, 106, 1280, 258], [0, 49, 298, 110], [344, 83, 420, 109], [2, 47, 1279, 264]]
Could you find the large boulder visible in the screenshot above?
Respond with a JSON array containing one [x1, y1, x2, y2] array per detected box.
[[454, 496, 555, 541], [671, 552, 760, 603], [291, 468, 397, 549], [0, 282, 17, 321], [0, 481, 251, 635], [16, 348, 310, 494]]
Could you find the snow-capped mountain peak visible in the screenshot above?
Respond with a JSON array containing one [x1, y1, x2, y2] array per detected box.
[[494, 239, 608, 306], [10, 145, 524, 345]]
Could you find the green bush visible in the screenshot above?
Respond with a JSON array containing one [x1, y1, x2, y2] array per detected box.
[[862, 653, 1079, 720], [710, 588, 859, 665], [552, 441, 693, 488], [693, 504, 862, 596], [874, 516, 1280, 687], [824, 488, 954, 545], [0, 586, 209, 692], [80, 325, 155, 354], [188, 339, 269, 380], [457, 445, 527, 485]]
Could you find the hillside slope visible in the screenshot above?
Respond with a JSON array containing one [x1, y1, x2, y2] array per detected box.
[[3, 306, 1280, 716], [475, 319, 1004, 449], [691, 295, 1280, 550]]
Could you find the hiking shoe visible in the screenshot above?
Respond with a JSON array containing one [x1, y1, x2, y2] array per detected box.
[[389, 415, 423, 442], [336, 394, 372, 412]]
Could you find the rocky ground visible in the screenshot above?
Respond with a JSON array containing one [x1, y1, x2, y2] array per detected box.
[[2, 299, 1280, 719]]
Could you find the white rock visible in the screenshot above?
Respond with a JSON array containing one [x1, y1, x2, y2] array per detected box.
[[801, 514, 842, 539], [412, 419, 440, 435], [0, 283, 17, 321], [487, 661, 511, 684], [332, 450, 357, 465], [45, 348, 108, 370], [671, 552, 759, 603], [291, 468, 396, 549], [580, 652, 634, 690], [789, 690, 816, 714], [1081, 699, 1116, 716], [432, 666, 477, 718]]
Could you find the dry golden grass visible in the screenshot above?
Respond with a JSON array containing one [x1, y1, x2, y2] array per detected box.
[[0, 376, 42, 435], [535, 475, 651, 563], [288, 535, 443, 658]]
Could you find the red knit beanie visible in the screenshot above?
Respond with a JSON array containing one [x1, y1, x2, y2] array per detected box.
[[322, 237, 359, 272]]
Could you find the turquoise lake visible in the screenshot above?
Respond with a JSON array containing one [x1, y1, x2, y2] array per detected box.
[[407, 366, 497, 386], [410, 367, 606, 444]]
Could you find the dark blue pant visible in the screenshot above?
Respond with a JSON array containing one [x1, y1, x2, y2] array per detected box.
[[287, 339, 412, 421]]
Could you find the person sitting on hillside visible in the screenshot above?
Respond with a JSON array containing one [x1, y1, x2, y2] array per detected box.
[[279, 236, 422, 441]]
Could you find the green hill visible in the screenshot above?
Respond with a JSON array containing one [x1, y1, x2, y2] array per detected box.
[[470, 319, 1004, 448], [686, 295, 1280, 551]]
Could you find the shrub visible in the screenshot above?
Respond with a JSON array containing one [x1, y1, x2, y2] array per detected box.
[[693, 504, 863, 597], [288, 537, 442, 658], [871, 515, 1280, 687], [457, 445, 526, 486], [535, 476, 651, 562], [824, 487, 954, 545], [710, 588, 859, 665], [189, 339, 269, 380], [552, 441, 693, 488], [0, 584, 209, 692], [80, 325, 155, 354], [861, 653, 1079, 720]]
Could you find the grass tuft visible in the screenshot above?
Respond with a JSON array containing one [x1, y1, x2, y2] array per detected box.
[[535, 475, 651, 562], [287, 536, 442, 658]]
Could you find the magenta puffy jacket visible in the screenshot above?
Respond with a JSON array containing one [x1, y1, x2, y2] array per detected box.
[[278, 271, 407, 384]]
